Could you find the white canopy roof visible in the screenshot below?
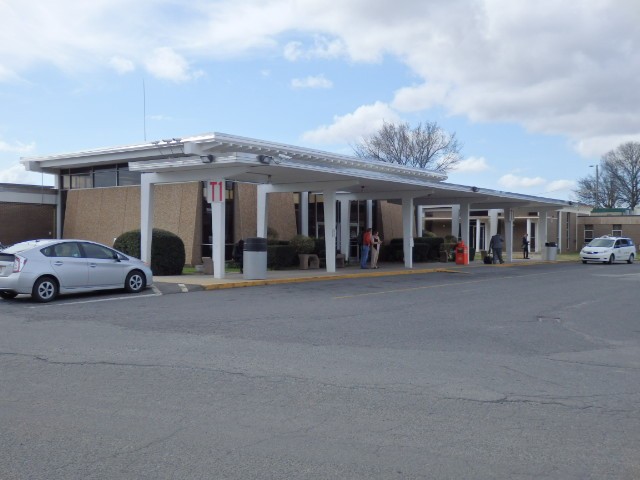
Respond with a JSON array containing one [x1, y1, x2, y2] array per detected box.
[[23, 131, 574, 211]]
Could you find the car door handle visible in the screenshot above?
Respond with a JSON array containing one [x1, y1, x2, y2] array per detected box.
[[89, 263, 97, 268], [54, 261, 64, 266]]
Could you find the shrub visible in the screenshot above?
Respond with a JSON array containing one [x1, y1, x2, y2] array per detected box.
[[289, 235, 316, 255], [267, 244, 297, 269], [313, 237, 325, 256], [383, 237, 443, 262], [114, 228, 185, 275]]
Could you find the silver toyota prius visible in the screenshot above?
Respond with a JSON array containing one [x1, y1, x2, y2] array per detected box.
[[0, 239, 153, 302]]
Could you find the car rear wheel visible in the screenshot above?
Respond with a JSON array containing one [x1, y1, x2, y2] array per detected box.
[[608, 254, 615, 264], [125, 270, 145, 293], [628, 254, 634, 264], [32, 276, 58, 302], [0, 291, 18, 299]]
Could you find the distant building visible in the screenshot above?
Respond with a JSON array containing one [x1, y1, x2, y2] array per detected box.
[[0, 183, 57, 246]]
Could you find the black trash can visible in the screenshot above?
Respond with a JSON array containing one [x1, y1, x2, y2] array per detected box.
[[243, 237, 267, 280], [544, 242, 557, 261]]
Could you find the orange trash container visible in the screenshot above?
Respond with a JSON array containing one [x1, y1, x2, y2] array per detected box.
[[455, 241, 469, 265]]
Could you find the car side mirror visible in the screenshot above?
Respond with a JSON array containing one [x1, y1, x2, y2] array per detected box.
[[113, 252, 121, 262]]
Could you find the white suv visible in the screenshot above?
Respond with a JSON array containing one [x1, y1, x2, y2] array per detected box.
[[580, 236, 636, 264]]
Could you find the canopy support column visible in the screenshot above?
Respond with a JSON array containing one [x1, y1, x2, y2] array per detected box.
[[402, 195, 414, 268], [323, 190, 337, 272], [339, 199, 350, 256], [140, 173, 155, 264], [505, 208, 514, 263], [257, 184, 268, 238], [451, 205, 460, 238], [460, 202, 470, 247], [300, 192, 309, 236]]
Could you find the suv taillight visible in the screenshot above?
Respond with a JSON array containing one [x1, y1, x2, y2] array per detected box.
[[13, 255, 27, 273]]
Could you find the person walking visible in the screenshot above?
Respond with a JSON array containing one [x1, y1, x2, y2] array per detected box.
[[522, 233, 530, 259], [232, 239, 245, 273], [360, 228, 372, 269], [370, 231, 382, 268], [489, 232, 504, 264]]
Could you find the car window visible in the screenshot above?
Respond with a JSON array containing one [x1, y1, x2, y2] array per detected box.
[[81, 242, 116, 260], [619, 239, 629, 247], [588, 238, 614, 247], [614, 240, 621, 247], [43, 242, 83, 258]]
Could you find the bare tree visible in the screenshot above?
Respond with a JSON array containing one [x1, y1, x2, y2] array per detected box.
[[352, 121, 462, 173], [574, 169, 620, 208], [602, 142, 640, 210], [573, 141, 640, 209]]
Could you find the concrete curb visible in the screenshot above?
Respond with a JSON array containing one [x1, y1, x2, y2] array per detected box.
[[154, 258, 568, 292], [200, 267, 471, 290]]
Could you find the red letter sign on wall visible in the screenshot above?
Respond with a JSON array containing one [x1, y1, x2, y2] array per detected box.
[[206, 180, 224, 203]]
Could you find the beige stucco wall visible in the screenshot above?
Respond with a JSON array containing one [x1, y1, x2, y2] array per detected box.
[[234, 183, 297, 241], [379, 200, 410, 243], [63, 183, 202, 265]]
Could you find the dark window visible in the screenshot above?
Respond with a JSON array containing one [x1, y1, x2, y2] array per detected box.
[[93, 167, 117, 188], [71, 170, 92, 189], [584, 224, 593, 244], [117, 166, 141, 186], [81, 242, 116, 260], [44, 242, 82, 258], [612, 224, 622, 237]]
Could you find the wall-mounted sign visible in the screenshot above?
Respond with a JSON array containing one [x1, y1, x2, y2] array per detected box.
[[206, 179, 224, 203]]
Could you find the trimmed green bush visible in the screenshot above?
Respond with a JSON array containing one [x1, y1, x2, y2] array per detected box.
[[114, 228, 185, 275], [313, 237, 325, 256], [289, 235, 316, 255], [383, 237, 443, 262], [267, 244, 297, 269]]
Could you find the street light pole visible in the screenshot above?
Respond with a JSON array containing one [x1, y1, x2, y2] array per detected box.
[[589, 164, 599, 208]]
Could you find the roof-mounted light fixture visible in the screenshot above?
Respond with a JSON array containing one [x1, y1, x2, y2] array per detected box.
[[257, 154, 273, 164]]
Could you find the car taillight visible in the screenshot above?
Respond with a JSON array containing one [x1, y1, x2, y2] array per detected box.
[[13, 255, 27, 273]]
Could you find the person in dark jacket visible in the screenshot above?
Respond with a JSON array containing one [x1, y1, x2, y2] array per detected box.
[[522, 233, 530, 259], [489, 233, 504, 264], [232, 239, 244, 273]]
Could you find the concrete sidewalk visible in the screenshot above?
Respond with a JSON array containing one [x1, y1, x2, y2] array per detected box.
[[154, 253, 554, 290]]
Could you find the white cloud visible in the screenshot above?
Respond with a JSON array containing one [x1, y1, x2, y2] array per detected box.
[[0, 163, 53, 185], [451, 156, 489, 173], [392, 83, 450, 113], [0, 140, 35, 154], [546, 179, 576, 194], [1, 1, 639, 155], [302, 102, 401, 144], [147, 114, 173, 121], [498, 174, 546, 189], [291, 75, 333, 89], [283, 36, 346, 62], [283, 41, 304, 61], [109, 56, 135, 74], [144, 47, 202, 83]]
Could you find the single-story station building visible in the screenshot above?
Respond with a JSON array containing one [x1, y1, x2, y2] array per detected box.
[[17, 132, 591, 278]]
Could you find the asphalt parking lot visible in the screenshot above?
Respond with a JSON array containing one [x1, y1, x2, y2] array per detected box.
[[1, 261, 639, 479]]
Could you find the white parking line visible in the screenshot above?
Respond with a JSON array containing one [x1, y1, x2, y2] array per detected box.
[[29, 292, 161, 308], [178, 283, 189, 293]]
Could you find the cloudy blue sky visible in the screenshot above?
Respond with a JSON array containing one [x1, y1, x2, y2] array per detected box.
[[1, 0, 639, 200]]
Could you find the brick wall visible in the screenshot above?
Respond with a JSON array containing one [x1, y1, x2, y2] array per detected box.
[[0, 203, 56, 245]]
